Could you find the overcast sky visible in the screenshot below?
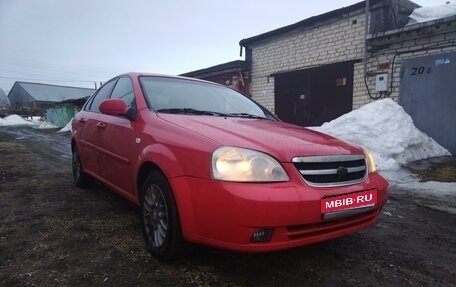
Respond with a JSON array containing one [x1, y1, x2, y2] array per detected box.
[[0, 0, 448, 92]]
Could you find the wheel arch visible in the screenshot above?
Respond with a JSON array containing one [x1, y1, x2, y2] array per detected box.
[[136, 161, 163, 199], [135, 159, 196, 241]]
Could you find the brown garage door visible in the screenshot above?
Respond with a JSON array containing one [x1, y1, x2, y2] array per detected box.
[[274, 61, 355, 127]]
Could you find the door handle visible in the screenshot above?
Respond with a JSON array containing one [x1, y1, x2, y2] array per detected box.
[[96, 122, 106, 129]]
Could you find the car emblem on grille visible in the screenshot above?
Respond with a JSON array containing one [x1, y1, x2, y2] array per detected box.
[[337, 167, 348, 178]]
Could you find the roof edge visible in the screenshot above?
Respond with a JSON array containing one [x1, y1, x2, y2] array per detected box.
[[14, 81, 95, 91], [240, 0, 371, 47], [180, 60, 248, 77]]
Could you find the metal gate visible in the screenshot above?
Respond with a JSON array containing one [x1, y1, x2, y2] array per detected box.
[[399, 52, 456, 154], [274, 61, 354, 127]]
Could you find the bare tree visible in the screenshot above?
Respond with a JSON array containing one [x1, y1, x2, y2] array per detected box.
[[0, 88, 10, 116]]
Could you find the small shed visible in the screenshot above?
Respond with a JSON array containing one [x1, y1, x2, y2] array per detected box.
[[45, 97, 89, 128]]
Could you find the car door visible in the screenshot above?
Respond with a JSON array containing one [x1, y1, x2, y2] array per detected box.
[[97, 76, 139, 196], [76, 79, 117, 177]]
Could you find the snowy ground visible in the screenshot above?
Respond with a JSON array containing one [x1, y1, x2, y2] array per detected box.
[[0, 115, 36, 127], [310, 99, 456, 214], [0, 114, 66, 131]]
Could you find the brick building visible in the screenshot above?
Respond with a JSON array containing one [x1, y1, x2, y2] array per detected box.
[[183, 0, 456, 153], [237, 0, 456, 153]]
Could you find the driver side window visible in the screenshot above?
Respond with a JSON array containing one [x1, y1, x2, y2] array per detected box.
[[110, 77, 135, 109], [87, 80, 117, 113]]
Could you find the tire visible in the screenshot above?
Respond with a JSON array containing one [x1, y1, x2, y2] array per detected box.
[[140, 170, 189, 261], [72, 148, 92, 188]]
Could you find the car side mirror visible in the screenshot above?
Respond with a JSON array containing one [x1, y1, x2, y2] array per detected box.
[[99, 99, 129, 117]]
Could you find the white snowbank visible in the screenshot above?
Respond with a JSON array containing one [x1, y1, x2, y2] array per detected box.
[[1, 114, 73, 132], [35, 121, 58, 129], [57, 118, 73, 133], [407, 3, 456, 25], [31, 116, 43, 125], [311, 99, 450, 171], [0, 115, 35, 126]]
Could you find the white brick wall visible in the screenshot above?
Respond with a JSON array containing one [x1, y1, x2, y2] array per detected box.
[[355, 23, 456, 109], [248, 9, 456, 113], [249, 10, 366, 112]]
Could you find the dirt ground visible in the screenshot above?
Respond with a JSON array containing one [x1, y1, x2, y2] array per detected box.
[[1, 127, 455, 287]]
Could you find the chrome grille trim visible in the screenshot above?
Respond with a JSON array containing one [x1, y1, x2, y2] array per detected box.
[[292, 154, 365, 163], [292, 154, 367, 187], [299, 165, 366, 175]]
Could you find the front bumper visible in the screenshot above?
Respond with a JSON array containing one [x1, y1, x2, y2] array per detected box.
[[170, 164, 388, 252]]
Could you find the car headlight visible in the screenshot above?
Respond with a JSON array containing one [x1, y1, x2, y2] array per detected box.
[[363, 148, 377, 173], [212, 147, 289, 182]]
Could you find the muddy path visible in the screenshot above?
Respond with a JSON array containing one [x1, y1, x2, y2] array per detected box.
[[1, 127, 455, 286]]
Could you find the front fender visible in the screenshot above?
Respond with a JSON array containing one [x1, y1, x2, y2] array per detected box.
[[135, 143, 185, 180]]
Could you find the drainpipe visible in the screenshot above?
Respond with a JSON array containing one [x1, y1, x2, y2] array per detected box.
[[363, 0, 369, 83], [363, 0, 381, 100]]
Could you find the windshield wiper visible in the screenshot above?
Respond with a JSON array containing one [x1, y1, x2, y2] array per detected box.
[[156, 108, 229, 117], [157, 109, 268, 120], [229, 113, 268, 120]]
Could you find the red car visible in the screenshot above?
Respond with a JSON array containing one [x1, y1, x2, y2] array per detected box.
[[72, 73, 388, 261]]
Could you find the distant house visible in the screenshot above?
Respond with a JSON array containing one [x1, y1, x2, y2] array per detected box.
[[7, 82, 94, 111], [180, 60, 250, 95], [7, 82, 95, 127]]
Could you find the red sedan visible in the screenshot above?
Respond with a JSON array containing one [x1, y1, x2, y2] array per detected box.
[[71, 73, 388, 261]]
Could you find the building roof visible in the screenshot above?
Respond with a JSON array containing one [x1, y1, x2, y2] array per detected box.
[[9, 82, 95, 103], [239, 0, 421, 47], [239, 1, 367, 47], [180, 60, 248, 78]]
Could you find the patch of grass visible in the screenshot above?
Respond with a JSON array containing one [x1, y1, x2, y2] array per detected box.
[[407, 157, 456, 182]]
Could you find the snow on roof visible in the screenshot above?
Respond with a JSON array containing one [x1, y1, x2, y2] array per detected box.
[[407, 2, 456, 25], [310, 98, 450, 171]]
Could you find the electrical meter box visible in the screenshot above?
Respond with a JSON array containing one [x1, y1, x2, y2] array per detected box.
[[375, 74, 388, 92]]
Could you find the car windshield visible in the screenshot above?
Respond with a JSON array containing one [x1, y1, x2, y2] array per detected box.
[[139, 76, 275, 120]]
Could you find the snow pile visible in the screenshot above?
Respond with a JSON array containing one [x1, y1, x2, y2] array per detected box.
[[311, 99, 450, 171], [35, 121, 58, 129], [407, 3, 456, 26], [0, 115, 35, 126], [31, 116, 43, 125], [57, 118, 73, 133]]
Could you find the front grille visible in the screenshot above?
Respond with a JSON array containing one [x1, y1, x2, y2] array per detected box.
[[292, 155, 367, 187]]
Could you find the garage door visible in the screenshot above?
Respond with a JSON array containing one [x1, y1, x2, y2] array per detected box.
[[399, 51, 456, 154], [274, 61, 354, 127]]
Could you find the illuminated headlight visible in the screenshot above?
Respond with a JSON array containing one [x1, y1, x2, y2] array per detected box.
[[363, 148, 377, 173], [212, 147, 289, 182]]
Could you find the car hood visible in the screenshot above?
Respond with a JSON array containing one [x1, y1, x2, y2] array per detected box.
[[157, 114, 363, 162]]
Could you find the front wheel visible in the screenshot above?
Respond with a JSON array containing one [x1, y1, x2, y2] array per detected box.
[[140, 170, 189, 261]]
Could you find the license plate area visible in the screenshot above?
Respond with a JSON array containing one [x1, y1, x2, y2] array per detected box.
[[321, 189, 377, 218]]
